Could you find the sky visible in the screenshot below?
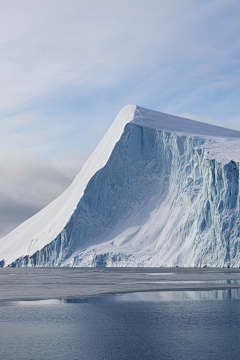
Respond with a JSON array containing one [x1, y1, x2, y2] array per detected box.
[[0, 0, 240, 238]]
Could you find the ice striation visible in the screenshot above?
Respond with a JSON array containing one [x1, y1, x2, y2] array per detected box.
[[1, 105, 240, 267]]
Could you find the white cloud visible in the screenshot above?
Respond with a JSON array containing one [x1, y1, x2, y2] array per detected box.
[[0, 148, 85, 237], [0, 111, 87, 238], [0, 0, 238, 112]]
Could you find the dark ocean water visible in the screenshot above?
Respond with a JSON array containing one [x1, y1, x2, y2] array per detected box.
[[1, 290, 240, 360]]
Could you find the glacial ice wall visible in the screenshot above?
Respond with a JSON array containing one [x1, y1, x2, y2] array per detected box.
[[10, 119, 240, 268]]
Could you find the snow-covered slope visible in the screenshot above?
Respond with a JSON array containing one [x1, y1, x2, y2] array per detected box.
[[1, 105, 240, 267]]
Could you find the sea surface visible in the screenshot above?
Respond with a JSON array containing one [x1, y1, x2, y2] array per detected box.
[[1, 289, 240, 360]]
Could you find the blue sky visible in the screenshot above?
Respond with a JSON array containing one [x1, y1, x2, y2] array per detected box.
[[1, 0, 240, 237]]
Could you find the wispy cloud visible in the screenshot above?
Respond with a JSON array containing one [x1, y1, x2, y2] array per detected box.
[[0, 148, 85, 237], [0, 0, 238, 112]]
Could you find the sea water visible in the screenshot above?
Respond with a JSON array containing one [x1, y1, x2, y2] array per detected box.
[[1, 290, 240, 360]]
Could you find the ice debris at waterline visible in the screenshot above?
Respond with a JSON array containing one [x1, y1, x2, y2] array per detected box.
[[1, 105, 240, 268]]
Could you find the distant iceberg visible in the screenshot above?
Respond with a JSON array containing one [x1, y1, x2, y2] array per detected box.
[[1, 105, 240, 268]]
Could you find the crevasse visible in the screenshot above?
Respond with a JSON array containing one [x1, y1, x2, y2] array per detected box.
[[10, 118, 240, 268]]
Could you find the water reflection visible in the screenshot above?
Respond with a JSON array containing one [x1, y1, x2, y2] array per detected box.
[[115, 288, 240, 302], [120, 279, 240, 285], [1, 289, 240, 360], [60, 288, 240, 303], [2, 286, 240, 308]]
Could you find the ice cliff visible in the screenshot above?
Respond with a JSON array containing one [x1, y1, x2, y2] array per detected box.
[[1, 105, 240, 268]]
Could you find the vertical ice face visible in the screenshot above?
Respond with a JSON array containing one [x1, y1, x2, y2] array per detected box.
[[2, 105, 240, 268]]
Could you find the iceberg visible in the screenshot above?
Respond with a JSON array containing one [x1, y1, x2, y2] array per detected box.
[[1, 105, 240, 267]]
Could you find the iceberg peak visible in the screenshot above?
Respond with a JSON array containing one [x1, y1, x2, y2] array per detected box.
[[1, 105, 240, 268]]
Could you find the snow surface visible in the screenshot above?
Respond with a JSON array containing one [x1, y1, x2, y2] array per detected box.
[[1, 105, 240, 267], [132, 107, 240, 164]]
